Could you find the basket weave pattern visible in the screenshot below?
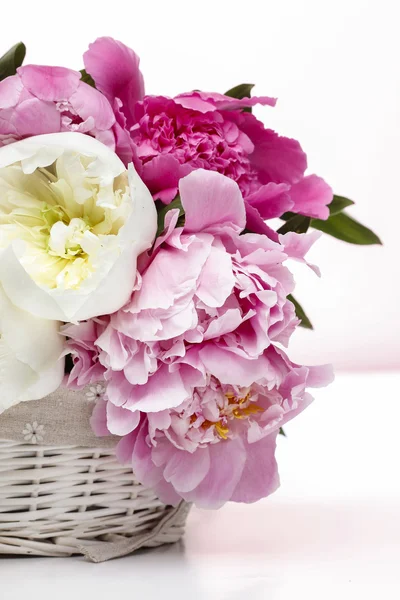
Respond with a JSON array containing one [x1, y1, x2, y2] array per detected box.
[[0, 440, 186, 558]]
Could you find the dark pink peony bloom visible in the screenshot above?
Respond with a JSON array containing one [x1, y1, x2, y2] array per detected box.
[[0, 64, 116, 147], [84, 37, 333, 231]]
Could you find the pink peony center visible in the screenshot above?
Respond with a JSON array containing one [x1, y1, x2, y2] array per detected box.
[[155, 378, 264, 452], [131, 98, 260, 195]]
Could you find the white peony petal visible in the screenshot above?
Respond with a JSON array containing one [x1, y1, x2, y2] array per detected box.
[[0, 133, 157, 322], [0, 286, 64, 413], [0, 132, 125, 179]]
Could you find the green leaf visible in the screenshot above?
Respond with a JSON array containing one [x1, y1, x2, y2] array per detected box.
[[277, 214, 310, 235], [224, 83, 255, 100], [224, 83, 254, 113], [328, 195, 355, 216], [287, 294, 313, 330], [0, 42, 26, 81], [156, 196, 185, 237], [311, 211, 382, 245], [279, 427, 286, 437], [80, 69, 96, 88]]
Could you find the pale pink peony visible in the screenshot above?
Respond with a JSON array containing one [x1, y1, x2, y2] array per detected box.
[[91, 345, 332, 508], [66, 169, 333, 508], [0, 65, 115, 147], [84, 37, 333, 232]]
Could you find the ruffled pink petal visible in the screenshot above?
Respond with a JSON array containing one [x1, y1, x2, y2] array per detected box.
[[162, 446, 211, 493], [69, 81, 115, 131], [196, 246, 235, 308], [180, 169, 246, 234], [133, 236, 211, 313], [18, 65, 80, 101], [305, 363, 335, 387], [106, 402, 140, 436], [246, 182, 293, 219], [0, 75, 23, 109], [84, 37, 144, 128], [130, 421, 165, 487], [106, 371, 135, 407], [123, 367, 190, 412], [140, 153, 192, 202], [182, 437, 246, 508], [153, 479, 183, 506], [90, 400, 110, 437], [174, 90, 276, 113], [238, 112, 307, 185], [279, 230, 322, 276], [289, 174, 333, 219], [115, 431, 136, 464], [11, 98, 61, 136], [230, 433, 280, 503], [244, 203, 279, 242], [199, 345, 278, 387]]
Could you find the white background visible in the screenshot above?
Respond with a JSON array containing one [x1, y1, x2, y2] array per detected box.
[[2, 0, 398, 371], [1, 1, 400, 596]]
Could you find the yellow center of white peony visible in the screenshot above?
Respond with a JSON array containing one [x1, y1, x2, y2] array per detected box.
[[0, 155, 131, 290]]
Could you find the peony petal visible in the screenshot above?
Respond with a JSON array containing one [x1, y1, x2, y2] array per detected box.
[[239, 112, 307, 185], [0, 74, 23, 109], [130, 421, 165, 487], [289, 174, 333, 220], [124, 367, 190, 412], [196, 246, 235, 308], [174, 91, 276, 113], [11, 98, 61, 137], [199, 344, 277, 387], [162, 446, 210, 493], [182, 438, 246, 508], [230, 433, 280, 503], [140, 153, 192, 202], [246, 182, 293, 220], [0, 131, 125, 175], [90, 399, 110, 436], [106, 402, 140, 436], [84, 37, 144, 128], [279, 230, 322, 276], [115, 431, 136, 464], [69, 82, 115, 131], [245, 203, 280, 241], [18, 65, 81, 102], [305, 363, 335, 387], [0, 285, 64, 412], [180, 169, 246, 234]]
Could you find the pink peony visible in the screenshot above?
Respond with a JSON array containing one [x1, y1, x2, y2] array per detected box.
[[83, 37, 333, 233], [66, 169, 333, 508], [0, 64, 115, 147], [92, 346, 332, 508]]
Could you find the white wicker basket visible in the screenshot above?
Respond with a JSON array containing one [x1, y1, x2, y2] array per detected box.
[[0, 388, 190, 561]]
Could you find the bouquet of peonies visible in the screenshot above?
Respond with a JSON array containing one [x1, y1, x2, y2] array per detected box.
[[0, 38, 380, 510]]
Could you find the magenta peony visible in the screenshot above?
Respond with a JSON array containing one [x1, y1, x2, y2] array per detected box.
[[84, 37, 333, 233], [66, 169, 333, 508], [0, 64, 115, 147]]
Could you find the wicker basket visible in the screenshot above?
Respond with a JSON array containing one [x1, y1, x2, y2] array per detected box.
[[0, 388, 190, 562]]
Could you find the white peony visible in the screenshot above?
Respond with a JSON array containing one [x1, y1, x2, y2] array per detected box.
[[0, 285, 64, 413], [0, 132, 157, 322]]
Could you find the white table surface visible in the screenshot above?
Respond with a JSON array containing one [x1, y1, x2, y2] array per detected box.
[[2, 372, 400, 599]]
